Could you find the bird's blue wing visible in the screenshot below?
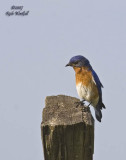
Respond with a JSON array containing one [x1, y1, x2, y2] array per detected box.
[[91, 69, 103, 102], [92, 69, 105, 121]]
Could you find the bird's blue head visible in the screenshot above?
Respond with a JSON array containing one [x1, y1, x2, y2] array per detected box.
[[66, 55, 91, 68]]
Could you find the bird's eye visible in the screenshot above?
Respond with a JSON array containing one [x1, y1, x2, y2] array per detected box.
[[74, 61, 79, 64]]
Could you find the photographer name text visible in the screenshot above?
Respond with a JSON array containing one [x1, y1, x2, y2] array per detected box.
[[6, 5, 29, 16]]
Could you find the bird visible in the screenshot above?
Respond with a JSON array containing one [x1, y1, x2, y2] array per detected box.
[[66, 55, 105, 122]]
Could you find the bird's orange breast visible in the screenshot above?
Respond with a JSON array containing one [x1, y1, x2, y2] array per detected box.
[[73, 67, 92, 86], [73, 67, 99, 105]]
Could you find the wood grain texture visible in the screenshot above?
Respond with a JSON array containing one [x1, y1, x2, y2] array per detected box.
[[41, 95, 94, 160]]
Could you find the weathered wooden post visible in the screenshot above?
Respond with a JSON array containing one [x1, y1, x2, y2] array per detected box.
[[41, 95, 94, 160]]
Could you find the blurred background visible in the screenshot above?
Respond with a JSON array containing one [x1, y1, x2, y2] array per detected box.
[[0, 0, 126, 159]]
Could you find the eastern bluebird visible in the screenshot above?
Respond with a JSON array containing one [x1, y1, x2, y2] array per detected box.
[[66, 55, 105, 122]]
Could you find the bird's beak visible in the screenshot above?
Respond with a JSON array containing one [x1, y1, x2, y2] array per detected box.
[[65, 63, 70, 67]]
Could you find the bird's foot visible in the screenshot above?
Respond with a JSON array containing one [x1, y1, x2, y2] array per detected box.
[[87, 102, 92, 107], [81, 106, 90, 112], [81, 102, 91, 112], [75, 100, 85, 108]]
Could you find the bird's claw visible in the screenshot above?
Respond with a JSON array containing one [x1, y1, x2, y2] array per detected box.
[[81, 106, 90, 112], [75, 101, 85, 108]]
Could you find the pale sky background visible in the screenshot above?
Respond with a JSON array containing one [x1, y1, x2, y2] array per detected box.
[[0, 0, 126, 160]]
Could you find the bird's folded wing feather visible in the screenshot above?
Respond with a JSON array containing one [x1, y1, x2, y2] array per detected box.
[[92, 69, 103, 102]]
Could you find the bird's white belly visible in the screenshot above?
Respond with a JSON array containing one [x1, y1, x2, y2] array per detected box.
[[76, 83, 91, 101], [76, 83, 98, 106]]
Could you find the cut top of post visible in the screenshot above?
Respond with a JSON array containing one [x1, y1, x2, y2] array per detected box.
[[42, 95, 94, 126]]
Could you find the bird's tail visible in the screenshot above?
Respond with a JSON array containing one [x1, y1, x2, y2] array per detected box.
[[95, 102, 105, 122]]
